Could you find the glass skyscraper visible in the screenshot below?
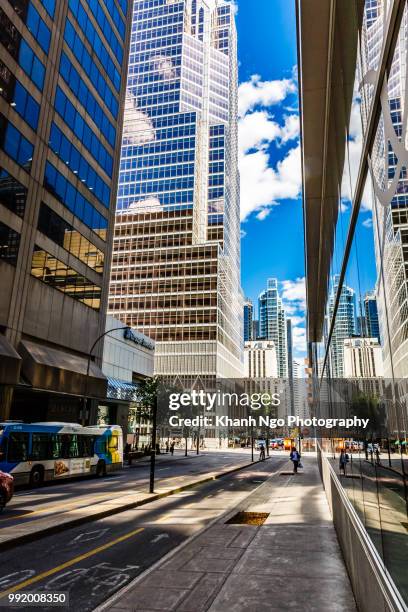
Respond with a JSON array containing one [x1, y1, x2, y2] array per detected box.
[[243, 298, 253, 342], [258, 278, 287, 377], [109, 0, 243, 379]]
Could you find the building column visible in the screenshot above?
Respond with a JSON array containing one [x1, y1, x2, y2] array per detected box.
[[0, 386, 14, 421]]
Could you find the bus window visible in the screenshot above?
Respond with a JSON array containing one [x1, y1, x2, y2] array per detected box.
[[31, 433, 52, 460], [59, 434, 71, 459], [7, 432, 29, 462], [79, 435, 94, 457], [69, 435, 80, 458], [51, 434, 62, 458]]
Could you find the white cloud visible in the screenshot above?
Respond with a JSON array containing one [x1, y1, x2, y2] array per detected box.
[[280, 114, 300, 143], [362, 217, 373, 228], [238, 74, 297, 117], [239, 144, 301, 221], [280, 277, 307, 356], [281, 277, 306, 310], [238, 72, 301, 221], [291, 325, 307, 355]]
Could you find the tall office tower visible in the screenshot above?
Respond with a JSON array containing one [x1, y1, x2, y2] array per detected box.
[[0, 0, 131, 420], [243, 298, 253, 342], [258, 278, 288, 377], [359, 2, 408, 377], [327, 275, 356, 377], [252, 319, 259, 340], [286, 318, 294, 412], [364, 292, 380, 344], [109, 0, 243, 380]]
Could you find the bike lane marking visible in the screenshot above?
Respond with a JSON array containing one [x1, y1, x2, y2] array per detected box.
[[0, 527, 144, 598]]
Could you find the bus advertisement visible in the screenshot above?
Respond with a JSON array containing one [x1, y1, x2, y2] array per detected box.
[[0, 422, 123, 486]]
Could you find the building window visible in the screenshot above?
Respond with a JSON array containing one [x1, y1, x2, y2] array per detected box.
[[0, 114, 33, 172], [1, 76, 40, 131], [43, 161, 108, 239], [38, 202, 105, 274], [59, 52, 116, 147], [31, 245, 102, 310], [54, 87, 113, 177], [49, 122, 111, 207], [0, 168, 27, 217], [18, 39, 45, 90], [0, 221, 21, 265]]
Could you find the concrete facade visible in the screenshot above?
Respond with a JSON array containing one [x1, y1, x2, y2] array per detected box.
[[0, 0, 132, 421]]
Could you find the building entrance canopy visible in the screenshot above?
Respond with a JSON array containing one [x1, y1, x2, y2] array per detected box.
[[19, 339, 107, 399]]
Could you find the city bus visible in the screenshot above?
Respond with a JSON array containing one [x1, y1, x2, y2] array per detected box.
[[0, 422, 123, 486]]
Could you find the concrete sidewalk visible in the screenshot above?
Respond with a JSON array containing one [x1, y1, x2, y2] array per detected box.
[[98, 455, 357, 612], [0, 455, 265, 551]]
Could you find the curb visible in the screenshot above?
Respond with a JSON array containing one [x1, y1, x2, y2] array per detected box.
[[0, 457, 270, 552]]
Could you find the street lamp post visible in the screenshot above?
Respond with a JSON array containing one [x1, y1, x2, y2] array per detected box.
[[149, 395, 157, 493], [82, 326, 131, 425]]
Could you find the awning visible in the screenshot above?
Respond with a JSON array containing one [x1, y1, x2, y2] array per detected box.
[[107, 377, 140, 403], [0, 334, 22, 385], [19, 339, 107, 399]]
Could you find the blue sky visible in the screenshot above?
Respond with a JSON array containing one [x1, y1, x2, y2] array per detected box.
[[234, 0, 377, 357], [235, 0, 306, 356]]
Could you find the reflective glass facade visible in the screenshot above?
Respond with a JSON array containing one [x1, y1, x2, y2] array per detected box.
[[109, 0, 243, 378], [258, 278, 288, 377], [299, 0, 408, 604]]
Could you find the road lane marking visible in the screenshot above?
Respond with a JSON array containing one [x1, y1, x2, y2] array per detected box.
[[0, 527, 144, 598]]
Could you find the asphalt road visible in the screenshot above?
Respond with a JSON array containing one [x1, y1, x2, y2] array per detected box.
[[1, 450, 271, 530], [0, 455, 289, 612]]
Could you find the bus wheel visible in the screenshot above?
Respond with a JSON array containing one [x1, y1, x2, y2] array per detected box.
[[29, 466, 44, 487], [96, 460, 106, 477]]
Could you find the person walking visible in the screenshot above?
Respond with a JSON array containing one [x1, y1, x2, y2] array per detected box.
[[170, 440, 175, 456], [165, 440, 169, 453], [290, 446, 301, 473], [259, 443, 265, 461], [339, 449, 349, 475], [375, 447, 381, 465]]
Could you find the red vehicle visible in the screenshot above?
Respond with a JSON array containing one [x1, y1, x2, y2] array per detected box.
[[0, 470, 14, 512]]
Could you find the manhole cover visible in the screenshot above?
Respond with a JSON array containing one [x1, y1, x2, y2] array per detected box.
[[226, 512, 269, 525]]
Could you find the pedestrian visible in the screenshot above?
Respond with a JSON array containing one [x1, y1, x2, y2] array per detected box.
[[339, 449, 349, 475], [375, 447, 381, 465], [290, 446, 301, 473], [170, 440, 175, 456], [369, 448, 374, 464], [165, 440, 169, 453], [259, 443, 265, 461]]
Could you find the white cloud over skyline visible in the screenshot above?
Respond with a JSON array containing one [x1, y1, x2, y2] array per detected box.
[[238, 73, 301, 222]]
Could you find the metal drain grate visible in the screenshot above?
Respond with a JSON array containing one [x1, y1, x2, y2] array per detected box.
[[226, 511, 269, 525]]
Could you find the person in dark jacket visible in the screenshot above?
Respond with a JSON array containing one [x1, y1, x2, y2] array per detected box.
[[290, 446, 301, 473], [339, 449, 349, 475]]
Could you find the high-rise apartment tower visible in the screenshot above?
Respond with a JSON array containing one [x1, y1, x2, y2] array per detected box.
[[258, 278, 288, 377]]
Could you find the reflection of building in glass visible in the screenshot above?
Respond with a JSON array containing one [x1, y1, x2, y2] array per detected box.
[[327, 275, 356, 377], [343, 337, 383, 378], [364, 292, 380, 343], [109, 0, 243, 379], [0, 1, 131, 421], [244, 340, 277, 378], [360, 2, 408, 378], [259, 278, 288, 377], [244, 298, 253, 342]]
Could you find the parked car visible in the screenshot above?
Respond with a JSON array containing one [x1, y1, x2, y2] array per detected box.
[[0, 470, 14, 512]]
